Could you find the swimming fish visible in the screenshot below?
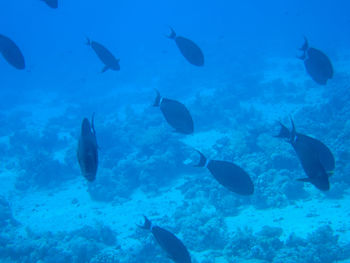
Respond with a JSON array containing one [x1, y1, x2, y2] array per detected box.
[[41, 0, 58, 8], [167, 27, 204, 66], [77, 114, 98, 182], [153, 90, 194, 134], [298, 37, 333, 85], [0, 34, 25, 70], [275, 118, 335, 191], [138, 216, 191, 263], [194, 150, 254, 195], [86, 38, 120, 73]]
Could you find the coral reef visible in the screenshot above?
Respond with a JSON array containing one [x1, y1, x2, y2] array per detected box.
[[0, 223, 118, 263], [0, 196, 17, 228], [226, 225, 350, 263]]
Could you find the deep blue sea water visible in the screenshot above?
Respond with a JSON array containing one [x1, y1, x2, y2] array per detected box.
[[0, 1, 350, 263]]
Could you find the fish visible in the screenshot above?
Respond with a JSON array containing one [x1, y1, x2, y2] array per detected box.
[[298, 37, 333, 85], [167, 27, 204, 66], [275, 118, 335, 191], [0, 34, 25, 70], [138, 216, 191, 263], [194, 150, 254, 195], [77, 114, 98, 182], [86, 38, 120, 73], [41, 0, 58, 9], [153, 90, 194, 134]]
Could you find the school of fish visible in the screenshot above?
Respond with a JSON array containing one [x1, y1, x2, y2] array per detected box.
[[2, 1, 337, 263]]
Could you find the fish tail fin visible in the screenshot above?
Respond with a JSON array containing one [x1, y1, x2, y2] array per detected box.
[[275, 118, 297, 143], [290, 117, 297, 142], [274, 121, 291, 139], [153, 89, 161, 107], [167, 26, 176, 39], [299, 36, 309, 51], [86, 37, 91, 46], [194, 150, 207, 167], [101, 66, 109, 73], [297, 36, 308, 60], [297, 52, 306, 60], [137, 216, 152, 230]]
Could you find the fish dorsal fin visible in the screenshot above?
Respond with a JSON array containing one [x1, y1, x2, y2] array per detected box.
[[91, 112, 96, 135], [167, 26, 176, 39], [297, 52, 306, 60], [274, 121, 291, 140], [153, 89, 162, 107], [85, 37, 91, 46], [300, 36, 309, 51], [194, 150, 207, 167], [137, 216, 152, 230], [101, 65, 109, 73]]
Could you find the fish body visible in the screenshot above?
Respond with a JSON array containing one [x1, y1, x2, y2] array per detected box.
[[0, 34, 25, 70], [41, 0, 58, 8], [77, 114, 98, 182], [276, 119, 334, 191], [293, 134, 330, 191], [154, 90, 194, 134], [167, 27, 204, 66], [195, 151, 254, 195], [299, 37, 333, 85], [139, 216, 191, 263], [87, 38, 120, 72]]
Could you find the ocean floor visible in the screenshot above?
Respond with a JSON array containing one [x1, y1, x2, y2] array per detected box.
[[9, 176, 186, 250], [8, 172, 350, 251]]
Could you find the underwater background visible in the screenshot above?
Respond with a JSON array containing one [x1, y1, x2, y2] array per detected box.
[[1, 0, 350, 262]]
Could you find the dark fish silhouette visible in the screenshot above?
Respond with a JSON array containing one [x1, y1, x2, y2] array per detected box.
[[86, 38, 120, 73], [0, 34, 25, 70], [41, 0, 58, 8], [167, 27, 204, 66], [138, 216, 191, 263], [275, 118, 335, 191], [298, 37, 333, 85], [77, 114, 98, 182], [153, 90, 194, 134], [194, 150, 254, 195]]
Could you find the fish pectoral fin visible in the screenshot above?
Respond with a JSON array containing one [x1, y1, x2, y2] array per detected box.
[[297, 178, 311, 182], [101, 66, 109, 73]]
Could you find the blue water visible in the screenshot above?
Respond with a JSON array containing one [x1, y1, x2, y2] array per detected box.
[[0, 1, 350, 262]]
